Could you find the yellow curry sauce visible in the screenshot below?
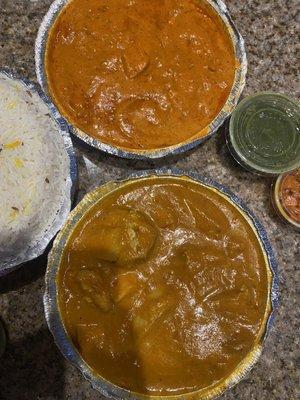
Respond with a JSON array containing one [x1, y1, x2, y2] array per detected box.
[[46, 0, 236, 150], [58, 177, 270, 396]]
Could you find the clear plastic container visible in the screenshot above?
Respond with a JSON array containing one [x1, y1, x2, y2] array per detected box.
[[272, 169, 300, 231], [228, 92, 300, 176]]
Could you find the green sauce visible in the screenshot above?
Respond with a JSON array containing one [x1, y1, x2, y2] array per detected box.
[[229, 93, 300, 175]]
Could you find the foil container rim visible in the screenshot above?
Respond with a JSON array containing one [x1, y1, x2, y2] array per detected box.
[[0, 69, 78, 277], [44, 168, 279, 400], [35, 0, 248, 160]]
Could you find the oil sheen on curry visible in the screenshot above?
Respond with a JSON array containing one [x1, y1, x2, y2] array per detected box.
[[58, 177, 270, 396], [46, 0, 236, 150]]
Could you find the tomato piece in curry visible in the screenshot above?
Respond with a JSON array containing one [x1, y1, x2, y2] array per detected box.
[[46, 0, 236, 150], [58, 177, 270, 396]]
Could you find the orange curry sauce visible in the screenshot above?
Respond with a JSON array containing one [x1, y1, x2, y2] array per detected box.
[[279, 168, 300, 223], [46, 0, 236, 150], [58, 177, 269, 396]]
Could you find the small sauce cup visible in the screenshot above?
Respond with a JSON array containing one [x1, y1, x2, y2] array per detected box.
[[272, 168, 300, 231], [228, 92, 300, 176]]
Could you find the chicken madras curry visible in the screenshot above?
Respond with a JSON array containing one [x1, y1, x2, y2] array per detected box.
[[58, 177, 271, 396], [46, 0, 236, 150]]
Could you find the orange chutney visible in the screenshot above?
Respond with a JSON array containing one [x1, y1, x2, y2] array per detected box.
[[46, 0, 236, 150], [58, 177, 270, 396]]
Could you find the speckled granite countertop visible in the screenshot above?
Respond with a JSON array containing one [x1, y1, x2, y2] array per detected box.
[[0, 0, 299, 399]]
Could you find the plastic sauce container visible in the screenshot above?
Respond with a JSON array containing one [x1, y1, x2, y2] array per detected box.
[[272, 168, 300, 231], [228, 92, 300, 176]]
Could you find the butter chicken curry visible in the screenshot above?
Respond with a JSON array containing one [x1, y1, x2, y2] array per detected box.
[[46, 0, 236, 150]]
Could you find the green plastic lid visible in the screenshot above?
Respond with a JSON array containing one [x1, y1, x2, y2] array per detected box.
[[229, 92, 300, 175]]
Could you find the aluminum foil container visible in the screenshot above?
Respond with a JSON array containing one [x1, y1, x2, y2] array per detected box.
[[35, 0, 247, 160], [0, 70, 77, 277], [44, 169, 278, 400]]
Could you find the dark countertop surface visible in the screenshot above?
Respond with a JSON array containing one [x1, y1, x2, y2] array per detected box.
[[0, 1, 299, 399]]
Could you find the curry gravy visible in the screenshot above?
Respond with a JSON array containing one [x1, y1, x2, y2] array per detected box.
[[58, 177, 270, 396], [46, 0, 236, 150]]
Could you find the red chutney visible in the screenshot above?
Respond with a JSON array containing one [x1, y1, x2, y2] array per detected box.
[[279, 168, 300, 223], [45, 0, 236, 151]]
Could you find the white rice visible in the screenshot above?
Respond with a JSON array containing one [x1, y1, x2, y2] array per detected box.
[[0, 73, 69, 266]]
